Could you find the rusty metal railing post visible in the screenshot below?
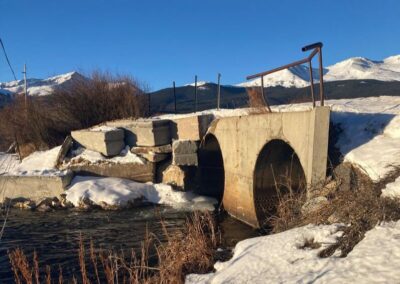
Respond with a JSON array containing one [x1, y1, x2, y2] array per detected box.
[[317, 47, 325, 106], [260, 76, 271, 112], [246, 42, 325, 109], [308, 60, 316, 107], [217, 73, 221, 110]]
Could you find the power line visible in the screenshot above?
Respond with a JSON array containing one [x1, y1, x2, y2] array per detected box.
[[0, 38, 17, 81]]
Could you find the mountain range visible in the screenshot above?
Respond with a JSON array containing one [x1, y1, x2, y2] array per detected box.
[[239, 55, 400, 88], [1, 55, 400, 112]]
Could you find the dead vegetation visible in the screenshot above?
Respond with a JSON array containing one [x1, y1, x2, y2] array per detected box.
[[246, 87, 271, 113], [8, 211, 219, 284], [0, 72, 148, 157], [266, 163, 400, 257]]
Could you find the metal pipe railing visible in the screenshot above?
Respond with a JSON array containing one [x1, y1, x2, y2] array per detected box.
[[246, 42, 325, 110]]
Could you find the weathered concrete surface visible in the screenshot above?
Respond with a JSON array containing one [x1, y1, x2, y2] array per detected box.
[[172, 140, 198, 166], [172, 154, 198, 166], [131, 144, 172, 154], [68, 162, 155, 183], [171, 114, 214, 141], [137, 152, 170, 163], [106, 119, 171, 147], [71, 129, 124, 156], [0, 172, 74, 202], [203, 107, 330, 227]]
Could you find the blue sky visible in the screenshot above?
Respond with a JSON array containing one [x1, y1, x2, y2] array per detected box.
[[1, 0, 399, 90]]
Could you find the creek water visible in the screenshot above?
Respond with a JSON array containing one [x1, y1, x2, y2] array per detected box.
[[0, 206, 259, 282]]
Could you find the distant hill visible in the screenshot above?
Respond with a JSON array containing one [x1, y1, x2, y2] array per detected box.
[[149, 79, 400, 114]]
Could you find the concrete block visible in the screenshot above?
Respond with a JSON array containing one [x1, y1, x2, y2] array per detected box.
[[170, 114, 214, 141], [173, 153, 198, 166], [71, 128, 125, 157], [131, 144, 172, 155], [0, 171, 74, 202], [68, 162, 155, 183], [107, 119, 171, 147], [137, 152, 170, 163], [172, 140, 198, 154], [162, 165, 197, 191]]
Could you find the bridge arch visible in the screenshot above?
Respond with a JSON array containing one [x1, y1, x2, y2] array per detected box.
[[198, 134, 225, 202], [253, 139, 306, 225]]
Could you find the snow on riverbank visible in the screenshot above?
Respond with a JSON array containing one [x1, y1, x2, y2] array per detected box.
[[66, 176, 217, 211], [68, 146, 145, 165], [8, 146, 68, 176], [0, 153, 19, 175], [187, 221, 400, 283]]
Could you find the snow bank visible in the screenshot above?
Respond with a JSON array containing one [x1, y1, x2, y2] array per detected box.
[[68, 146, 144, 165], [89, 125, 119, 132], [381, 176, 400, 199], [9, 146, 68, 176], [0, 153, 19, 175], [66, 176, 217, 211], [187, 221, 400, 283]]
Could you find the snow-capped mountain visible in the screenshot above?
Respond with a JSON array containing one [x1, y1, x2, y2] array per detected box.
[[0, 71, 87, 96], [239, 55, 400, 88]]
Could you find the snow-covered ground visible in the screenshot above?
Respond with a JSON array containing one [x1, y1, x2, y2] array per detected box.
[[67, 146, 145, 166], [187, 221, 400, 283], [239, 55, 400, 88], [66, 176, 217, 211], [0, 153, 19, 175], [8, 146, 68, 177]]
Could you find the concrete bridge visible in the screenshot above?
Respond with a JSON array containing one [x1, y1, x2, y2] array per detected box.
[[198, 107, 330, 228]]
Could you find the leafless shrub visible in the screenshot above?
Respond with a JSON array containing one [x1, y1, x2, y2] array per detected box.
[[0, 71, 148, 157], [246, 87, 270, 113]]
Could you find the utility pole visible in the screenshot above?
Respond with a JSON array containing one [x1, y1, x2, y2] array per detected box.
[[22, 63, 28, 108], [173, 81, 177, 114], [217, 73, 221, 110], [194, 75, 198, 112]]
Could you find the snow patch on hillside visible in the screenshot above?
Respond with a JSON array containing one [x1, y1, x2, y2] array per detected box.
[[0, 71, 86, 96]]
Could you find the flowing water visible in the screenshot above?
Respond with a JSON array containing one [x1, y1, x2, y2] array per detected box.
[[0, 206, 259, 282]]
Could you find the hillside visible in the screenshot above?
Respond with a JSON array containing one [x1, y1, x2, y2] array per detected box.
[[149, 79, 400, 114]]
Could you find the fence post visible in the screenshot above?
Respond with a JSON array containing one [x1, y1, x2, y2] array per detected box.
[[173, 81, 177, 114], [148, 92, 151, 116], [194, 75, 198, 112], [217, 73, 221, 110]]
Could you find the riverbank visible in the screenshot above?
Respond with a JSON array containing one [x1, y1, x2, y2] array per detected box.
[[1, 208, 258, 282]]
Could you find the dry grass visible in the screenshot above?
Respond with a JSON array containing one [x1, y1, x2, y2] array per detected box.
[[8, 211, 219, 284], [246, 87, 271, 112], [266, 165, 400, 257], [0, 72, 148, 157]]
